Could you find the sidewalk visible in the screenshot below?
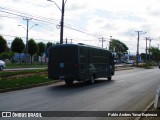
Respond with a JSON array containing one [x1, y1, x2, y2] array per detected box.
[[139, 104, 160, 120]]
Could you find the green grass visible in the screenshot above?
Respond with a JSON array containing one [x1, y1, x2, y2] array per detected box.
[[0, 69, 47, 79], [6, 62, 47, 68], [0, 76, 52, 90], [138, 63, 153, 69]]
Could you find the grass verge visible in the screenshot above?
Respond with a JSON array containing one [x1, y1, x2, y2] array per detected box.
[[0, 69, 47, 79], [138, 63, 154, 69], [0, 75, 52, 90], [6, 62, 47, 69]]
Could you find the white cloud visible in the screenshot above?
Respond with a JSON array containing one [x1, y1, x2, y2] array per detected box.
[[0, 0, 160, 53]]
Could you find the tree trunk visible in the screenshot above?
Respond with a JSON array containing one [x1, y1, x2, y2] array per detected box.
[[41, 56, 43, 65], [19, 53, 21, 64], [31, 55, 32, 65]]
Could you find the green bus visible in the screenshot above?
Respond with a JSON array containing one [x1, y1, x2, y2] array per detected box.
[[48, 43, 115, 85]]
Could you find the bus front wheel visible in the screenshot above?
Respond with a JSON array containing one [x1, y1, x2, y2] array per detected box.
[[65, 79, 73, 85]]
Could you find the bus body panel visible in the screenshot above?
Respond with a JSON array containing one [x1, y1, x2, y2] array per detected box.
[[48, 45, 79, 80], [48, 44, 115, 82]]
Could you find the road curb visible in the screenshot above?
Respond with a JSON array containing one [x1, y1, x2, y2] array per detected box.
[[115, 67, 134, 71], [0, 80, 59, 93], [134, 101, 154, 120]]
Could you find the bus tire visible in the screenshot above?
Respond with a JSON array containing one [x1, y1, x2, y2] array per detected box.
[[0, 66, 3, 71], [90, 75, 95, 84], [65, 79, 73, 86], [107, 76, 112, 81]]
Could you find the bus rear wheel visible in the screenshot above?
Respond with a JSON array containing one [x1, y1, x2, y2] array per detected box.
[[89, 75, 95, 84], [65, 79, 73, 86], [0, 66, 3, 71], [107, 76, 112, 81]]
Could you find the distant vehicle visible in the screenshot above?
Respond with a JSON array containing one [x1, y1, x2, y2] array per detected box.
[[12, 53, 30, 63], [48, 44, 115, 85], [0, 60, 6, 71], [125, 60, 135, 65]]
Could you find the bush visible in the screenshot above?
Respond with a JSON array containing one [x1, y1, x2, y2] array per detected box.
[[138, 63, 153, 69], [0, 52, 14, 60]]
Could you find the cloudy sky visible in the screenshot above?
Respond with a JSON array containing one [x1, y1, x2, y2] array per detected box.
[[1, 0, 160, 54]]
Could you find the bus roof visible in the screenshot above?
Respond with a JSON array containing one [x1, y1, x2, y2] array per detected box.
[[50, 43, 112, 53]]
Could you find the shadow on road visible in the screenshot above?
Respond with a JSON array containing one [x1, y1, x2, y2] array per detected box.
[[47, 79, 115, 96]]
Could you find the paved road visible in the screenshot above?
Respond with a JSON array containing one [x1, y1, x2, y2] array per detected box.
[[0, 67, 160, 120]]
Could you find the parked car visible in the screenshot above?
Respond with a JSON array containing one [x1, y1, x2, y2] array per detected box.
[[0, 60, 6, 71], [125, 60, 135, 65]]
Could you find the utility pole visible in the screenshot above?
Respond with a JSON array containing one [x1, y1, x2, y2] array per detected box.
[[109, 36, 112, 51], [65, 37, 67, 44], [98, 37, 106, 48], [70, 39, 73, 44], [145, 37, 149, 63], [149, 38, 152, 63], [23, 18, 32, 64], [135, 31, 142, 66], [47, 0, 67, 44], [60, 0, 65, 44], [65, 38, 73, 44]]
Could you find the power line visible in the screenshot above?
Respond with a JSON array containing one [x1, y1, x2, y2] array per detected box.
[[0, 34, 58, 42], [0, 6, 60, 22], [0, 5, 101, 39], [65, 26, 97, 38]]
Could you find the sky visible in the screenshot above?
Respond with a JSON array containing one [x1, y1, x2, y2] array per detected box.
[[0, 0, 160, 54]]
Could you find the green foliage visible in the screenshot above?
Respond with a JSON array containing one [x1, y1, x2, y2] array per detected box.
[[46, 42, 52, 49], [138, 63, 153, 69], [55, 42, 60, 45], [11, 37, 25, 53], [38, 42, 46, 56], [0, 76, 51, 90], [0, 35, 7, 54], [28, 39, 38, 56], [109, 39, 128, 53], [0, 52, 14, 60], [149, 47, 160, 63], [109, 39, 128, 60], [0, 69, 46, 79], [28, 39, 38, 64]]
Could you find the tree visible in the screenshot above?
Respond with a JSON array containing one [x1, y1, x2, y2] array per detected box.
[[109, 39, 128, 53], [140, 53, 149, 62], [0, 52, 14, 60], [109, 39, 128, 60], [11, 37, 25, 62], [46, 42, 53, 60], [0, 35, 7, 54], [149, 47, 160, 63], [38, 42, 46, 65], [28, 39, 38, 64], [46, 42, 52, 49]]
